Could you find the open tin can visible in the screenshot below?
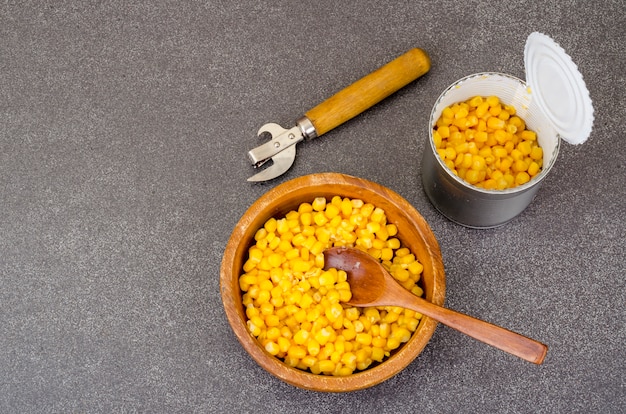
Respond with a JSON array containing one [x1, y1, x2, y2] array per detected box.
[[422, 32, 594, 228]]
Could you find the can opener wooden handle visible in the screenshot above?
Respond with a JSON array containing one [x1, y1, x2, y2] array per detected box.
[[247, 48, 431, 182]]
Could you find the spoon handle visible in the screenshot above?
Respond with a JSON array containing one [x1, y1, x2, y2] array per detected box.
[[408, 297, 548, 364]]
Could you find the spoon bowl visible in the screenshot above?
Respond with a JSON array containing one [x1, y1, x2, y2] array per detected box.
[[324, 247, 548, 364]]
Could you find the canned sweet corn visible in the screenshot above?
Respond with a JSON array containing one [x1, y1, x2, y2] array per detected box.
[[421, 33, 594, 228]]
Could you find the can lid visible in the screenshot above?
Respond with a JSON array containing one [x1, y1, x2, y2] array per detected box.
[[524, 32, 594, 144]]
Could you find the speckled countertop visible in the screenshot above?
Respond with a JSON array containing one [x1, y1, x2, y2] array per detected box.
[[1, 1, 625, 412]]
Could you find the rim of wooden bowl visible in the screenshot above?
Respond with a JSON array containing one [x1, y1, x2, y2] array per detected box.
[[220, 173, 446, 392]]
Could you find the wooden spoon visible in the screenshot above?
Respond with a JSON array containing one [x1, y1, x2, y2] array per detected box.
[[323, 247, 548, 364]]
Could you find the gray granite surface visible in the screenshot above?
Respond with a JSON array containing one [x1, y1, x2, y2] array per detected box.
[[1, 1, 625, 413]]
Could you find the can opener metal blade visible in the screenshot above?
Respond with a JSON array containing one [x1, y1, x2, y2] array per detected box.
[[246, 48, 431, 182]]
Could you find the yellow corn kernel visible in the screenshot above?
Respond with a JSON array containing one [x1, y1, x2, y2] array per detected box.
[[342, 327, 356, 341], [454, 152, 465, 168], [394, 247, 410, 258], [298, 356, 316, 369], [493, 129, 508, 145], [312, 211, 327, 226], [444, 147, 456, 160], [383, 311, 399, 324], [266, 326, 281, 341], [336, 198, 352, 218], [489, 104, 502, 116], [380, 248, 394, 261], [260, 303, 274, 317], [312, 197, 326, 212], [366, 221, 381, 234], [493, 146, 508, 159], [275, 218, 290, 234], [266, 253, 281, 268], [465, 169, 480, 184], [475, 102, 489, 118], [408, 261, 424, 276], [371, 238, 386, 251], [246, 319, 263, 337], [510, 148, 524, 161], [503, 104, 515, 115], [405, 317, 420, 331], [296, 203, 312, 214], [315, 327, 334, 346], [379, 322, 391, 338], [264, 341, 280, 356], [513, 159, 528, 173], [470, 155, 486, 171], [433, 129, 443, 148], [371, 347, 385, 362], [469, 95, 484, 107], [325, 303, 343, 322], [299, 247, 311, 263], [355, 348, 371, 363], [385, 238, 400, 250], [317, 359, 335, 373], [254, 228, 268, 243], [291, 259, 311, 274], [486, 95, 500, 107], [518, 140, 532, 156], [530, 146, 543, 161], [325, 204, 340, 220], [457, 153, 471, 169], [258, 281, 272, 295], [528, 161, 540, 176], [487, 116, 505, 130], [239, 273, 257, 291], [293, 329, 310, 345], [276, 337, 291, 354], [439, 126, 451, 140], [504, 173, 515, 187], [499, 157, 512, 173], [482, 179, 497, 190], [327, 195, 340, 206], [299, 211, 312, 226], [515, 171, 531, 185], [393, 268, 410, 282], [265, 314, 280, 327], [372, 336, 387, 349], [356, 333, 373, 346], [520, 130, 537, 141], [287, 345, 307, 360], [385, 336, 400, 350], [305, 339, 320, 356], [338, 288, 352, 303], [341, 351, 357, 366], [362, 308, 380, 323], [442, 106, 454, 119], [454, 105, 469, 119], [318, 270, 336, 287], [248, 247, 263, 263], [392, 327, 412, 343]]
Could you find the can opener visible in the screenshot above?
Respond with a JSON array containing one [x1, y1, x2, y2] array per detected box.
[[246, 48, 431, 182]]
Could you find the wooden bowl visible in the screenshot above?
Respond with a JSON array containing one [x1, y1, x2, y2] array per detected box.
[[220, 173, 446, 392]]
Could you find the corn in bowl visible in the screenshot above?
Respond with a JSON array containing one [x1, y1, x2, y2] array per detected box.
[[239, 196, 426, 377]]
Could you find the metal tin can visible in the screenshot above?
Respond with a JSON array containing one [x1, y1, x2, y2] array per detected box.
[[421, 72, 560, 228], [421, 33, 594, 228]]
